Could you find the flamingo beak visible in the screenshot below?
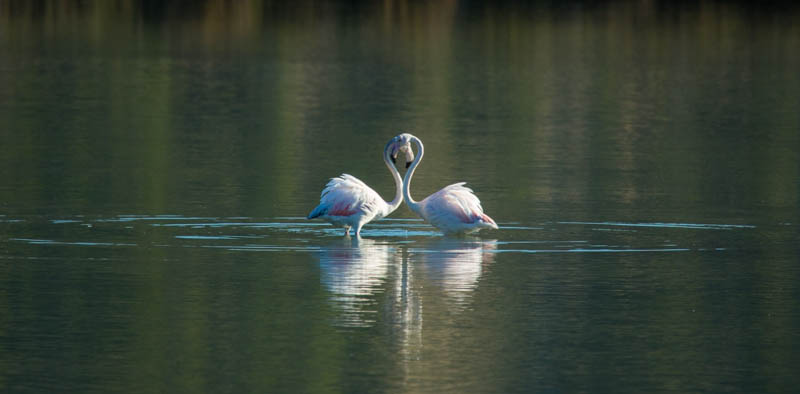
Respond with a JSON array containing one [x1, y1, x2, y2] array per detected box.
[[390, 145, 399, 164], [400, 144, 415, 168]]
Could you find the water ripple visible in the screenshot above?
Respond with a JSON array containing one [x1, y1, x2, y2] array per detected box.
[[0, 215, 768, 255], [558, 221, 755, 230]]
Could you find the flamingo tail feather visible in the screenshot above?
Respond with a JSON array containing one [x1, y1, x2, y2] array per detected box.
[[307, 205, 327, 219]]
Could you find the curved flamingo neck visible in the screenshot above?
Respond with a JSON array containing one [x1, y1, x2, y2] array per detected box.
[[402, 136, 424, 214], [383, 140, 404, 214]]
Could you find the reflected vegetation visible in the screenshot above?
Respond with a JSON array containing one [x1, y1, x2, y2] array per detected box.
[[1, 0, 799, 223]]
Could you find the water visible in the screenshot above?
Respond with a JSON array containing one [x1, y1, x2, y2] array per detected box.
[[2, 1, 800, 393]]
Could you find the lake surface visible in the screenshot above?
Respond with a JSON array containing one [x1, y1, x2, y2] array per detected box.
[[1, 1, 799, 393]]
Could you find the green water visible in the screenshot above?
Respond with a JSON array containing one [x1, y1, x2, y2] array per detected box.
[[1, 2, 799, 393]]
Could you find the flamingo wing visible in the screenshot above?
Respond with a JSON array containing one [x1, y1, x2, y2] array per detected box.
[[308, 174, 384, 219], [421, 183, 498, 231]]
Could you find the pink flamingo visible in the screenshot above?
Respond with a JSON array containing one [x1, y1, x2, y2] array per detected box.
[[307, 136, 412, 237], [396, 133, 498, 235]]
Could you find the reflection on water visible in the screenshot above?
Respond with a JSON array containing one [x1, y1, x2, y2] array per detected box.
[[318, 238, 396, 328], [315, 235, 498, 387], [1, 214, 799, 392], [415, 239, 496, 308], [317, 237, 495, 328]]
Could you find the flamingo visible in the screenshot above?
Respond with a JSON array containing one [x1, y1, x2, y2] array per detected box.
[[307, 136, 413, 237], [395, 133, 498, 235]]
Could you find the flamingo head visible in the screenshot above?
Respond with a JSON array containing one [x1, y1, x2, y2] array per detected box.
[[388, 133, 415, 168]]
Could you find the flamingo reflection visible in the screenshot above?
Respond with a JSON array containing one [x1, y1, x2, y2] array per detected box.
[[393, 238, 497, 372], [317, 237, 497, 385], [317, 238, 397, 328], [317, 237, 497, 329], [414, 238, 497, 308]]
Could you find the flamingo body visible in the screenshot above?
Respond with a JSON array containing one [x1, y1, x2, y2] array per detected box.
[[308, 136, 411, 237], [416, 182, 498, 234], [396, 133, 498, 235], [308, 174, 392, 236]]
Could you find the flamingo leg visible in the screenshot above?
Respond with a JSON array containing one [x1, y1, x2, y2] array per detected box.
[[344, 226, 351, 237]]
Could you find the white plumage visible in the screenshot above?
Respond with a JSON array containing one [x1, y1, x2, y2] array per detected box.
[[308, 174, 389, 234]]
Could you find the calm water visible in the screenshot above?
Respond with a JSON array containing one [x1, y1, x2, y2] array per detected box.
[[2, 1, 800, 393]]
